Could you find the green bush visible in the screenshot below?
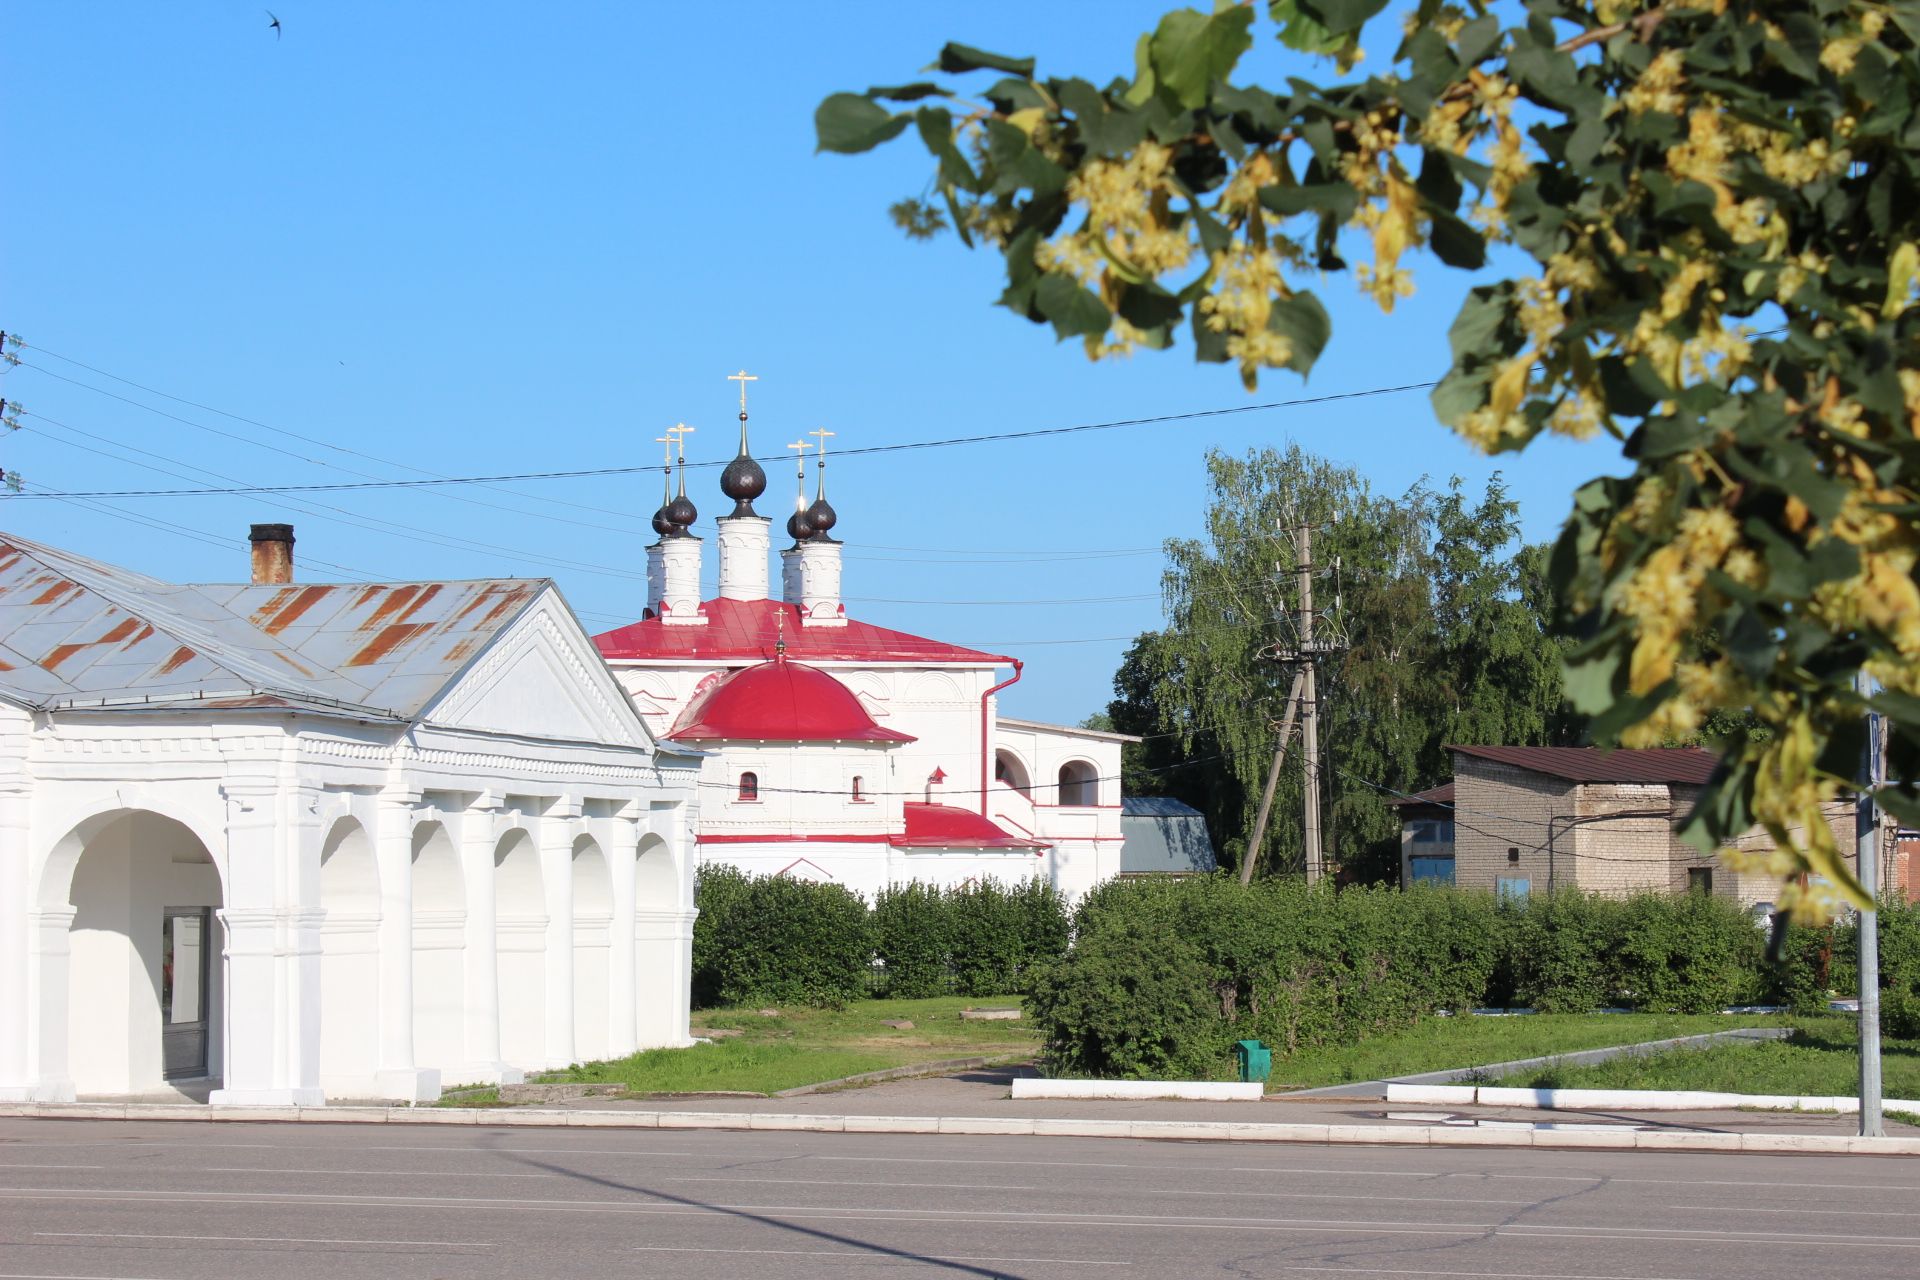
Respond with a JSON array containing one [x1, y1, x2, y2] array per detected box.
[[696, 869, 872, 1008], [1883, 989, 1920, 1042], [1615, 892, 1763, 1013], [690, 863, 752, 1008], [1508, 891, 1617, 1014], [872, 882, 950, 998], [1027, 916, 1220, 1078]]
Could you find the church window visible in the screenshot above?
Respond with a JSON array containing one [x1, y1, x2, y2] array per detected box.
[[851, 776, 865, 802], [1057, 760, 1097, 807], [737, 772, 759, 802]]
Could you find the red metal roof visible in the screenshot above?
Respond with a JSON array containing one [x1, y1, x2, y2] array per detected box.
[[594, 597, 1007, 665], [890, 802, 1050, 850], [1448, 745, 1719, 785], [666, 657, 915, 743]]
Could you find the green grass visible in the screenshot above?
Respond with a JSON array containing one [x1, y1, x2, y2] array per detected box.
[[543, 996, 1039, 1097], [1265, 1013, 1790, 1091], [1496, 1013, 1920, 1099]]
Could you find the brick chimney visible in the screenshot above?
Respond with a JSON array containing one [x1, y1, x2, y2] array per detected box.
[[249, 523, 295, 585]]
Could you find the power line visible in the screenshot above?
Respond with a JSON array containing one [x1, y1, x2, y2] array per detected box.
[[0, 380, 1438, 500]]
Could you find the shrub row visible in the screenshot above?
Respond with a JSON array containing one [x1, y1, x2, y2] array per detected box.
[[691, 865, 1070, 1008], [1031, 877, 1920, 1080]]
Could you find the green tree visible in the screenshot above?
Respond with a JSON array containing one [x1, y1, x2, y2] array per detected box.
[[818, 1, 1920, 917]]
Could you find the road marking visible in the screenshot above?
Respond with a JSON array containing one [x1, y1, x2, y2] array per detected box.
[[36, 1232, 489, 1248], [4, 1186, 1918, 1248], [631, 1246, 1126, 1265]]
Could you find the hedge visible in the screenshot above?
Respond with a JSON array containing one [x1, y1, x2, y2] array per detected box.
[[1031, 877, 1920, 1079], [693, 867, 1071, 1008]]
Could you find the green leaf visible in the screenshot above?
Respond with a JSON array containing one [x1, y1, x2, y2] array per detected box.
[[1562, 644, 1624, 715], [816, 93, 909, 154], [985, 119, 1067, 197], [867, 82, 949, 102], [936, 42, 1036, 77], [1267, 291, 1332, 374], [916, 107, 980, 193], [1296, 0, 1388, 37], [1427, 208, 1485, 269], [1267, 0, 1346, 56], [1445, 284, 1513, 361], [1150, 6, 1256, 110], [1257, 181, 1358, 222], [1034, 271, 1112, 339]]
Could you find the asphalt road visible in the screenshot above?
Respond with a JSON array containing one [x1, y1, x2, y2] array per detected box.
[[1, 1119, 1916, 1279]]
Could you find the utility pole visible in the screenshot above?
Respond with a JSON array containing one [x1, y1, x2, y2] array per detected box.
[[1241, 669, 1304, 887], [1299, 521, 1324, 884], [1858, 667, 1885, 1139]]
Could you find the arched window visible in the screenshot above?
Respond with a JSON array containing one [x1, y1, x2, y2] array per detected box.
[[994, 749, 1032, 796], [850, 776, 865, 802], [1057, 760, 1098, 807], [737, 771, 759, 802]]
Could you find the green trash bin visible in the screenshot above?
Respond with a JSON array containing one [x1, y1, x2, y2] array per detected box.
[[1233, 1038, 1271, 1083]]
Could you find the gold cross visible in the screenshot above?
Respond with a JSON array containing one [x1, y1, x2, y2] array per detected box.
[[668, 422, 695, 463], [808, 427, 836, 459], [727, 369, 758, 414], [655, 434, 673, 467]]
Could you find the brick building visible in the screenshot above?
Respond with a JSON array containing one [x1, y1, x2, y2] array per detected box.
[[1396, 745, 1895, 911]]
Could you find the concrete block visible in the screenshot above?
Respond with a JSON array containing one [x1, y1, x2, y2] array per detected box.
[[1127, 1120, 1235, 1142], [304, 1107, 388, 1124], [476, 1108, 569, 1127], [749, 1113, 845, 1133], [1739, 1132, 1853, 1154], [1474, 1087, 1556, 1109], [1632, 1130, 1741, 1152], [204, 1106, 304, 1122], [565, 1110, 657, 1128], [1033, 1118, 1132, 1139], [1384, 1084, 1477, 1106], [1529, 1128, 1639, 1150], [1227, 1123, 1330, 1143], [1847, 1135, 1920, 1156], [657, 1111, 749, 1130], [937, 1116, 1035, 1136], [1012, 1079, 1263, 1102], [390, 1106, 475, 1123], [1427, 1126, 1532, 1148], [53, 1104, 129, 1121], [842, 1114, 939, 1134], [1325, 1124, 1429, 1145], [127, 1105, 211, 1123]]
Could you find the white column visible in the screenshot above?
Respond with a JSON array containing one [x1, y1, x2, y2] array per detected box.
[[635, 909, 696, 1049], [716, 515, 771, 601], [285, 787, 325, 1105], [780, 544, 805, 606], [659, 536, 706, 626], [0, 775, 29, 1099], [541, 798, 579, 1068], [606, 812, 640, 1058], [645, 541, 667, 617], [369, 788, 437, 1101], [211, 778, 323, 1107], [797, 538, 846, 626], [18, 908, 76, 1102], [458, 797, 520, 1085]]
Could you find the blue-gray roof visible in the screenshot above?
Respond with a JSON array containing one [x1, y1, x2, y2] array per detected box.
[[0, 533, 547, 720], [1120, 796, 1215, 874]]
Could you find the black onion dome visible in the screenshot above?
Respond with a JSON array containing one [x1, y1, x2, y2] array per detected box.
[[720, 451, 767, 517], [805, 496, 838, 538], [651, 503, 676, 537], [786, 506, 814, 542], [665, 492, 698, 532]]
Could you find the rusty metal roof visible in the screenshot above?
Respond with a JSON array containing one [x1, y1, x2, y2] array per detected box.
[[0, 533, 545, 719]]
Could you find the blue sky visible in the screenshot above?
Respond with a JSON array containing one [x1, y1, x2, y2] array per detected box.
[[5, 2, 1617, 723]]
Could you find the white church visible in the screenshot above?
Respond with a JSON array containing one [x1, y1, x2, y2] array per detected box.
[[595, 398, 1131, 904], [0, 527, 701, 1107]]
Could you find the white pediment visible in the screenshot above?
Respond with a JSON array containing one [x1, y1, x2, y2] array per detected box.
[[420, 590, 651, 749]]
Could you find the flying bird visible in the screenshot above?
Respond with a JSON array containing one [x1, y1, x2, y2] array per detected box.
[[266, 10, 281, 39]]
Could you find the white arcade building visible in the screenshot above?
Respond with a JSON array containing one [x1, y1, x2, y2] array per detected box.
[[595, 403, 1131, 903], [0, 527, 700, 1106]]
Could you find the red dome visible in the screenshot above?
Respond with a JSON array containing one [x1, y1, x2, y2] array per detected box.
[[665, 658, 916, 743]]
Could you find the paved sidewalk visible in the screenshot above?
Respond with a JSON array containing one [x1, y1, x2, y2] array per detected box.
[[567, 1061, 1920, 1139]]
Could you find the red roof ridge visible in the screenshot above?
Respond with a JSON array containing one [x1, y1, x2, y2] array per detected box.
[[595, 596, 1009, 666], [892, 800, 1050, 850]]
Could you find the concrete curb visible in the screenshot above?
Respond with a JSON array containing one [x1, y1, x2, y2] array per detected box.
[[1385, 1082, 1920, 1114], [2, 1100, 1917, 1155], [774, 1056, 1019, 1098], [1012, 1079, 1264, 1102]]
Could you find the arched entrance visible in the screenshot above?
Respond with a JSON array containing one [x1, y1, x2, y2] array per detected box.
[[1057, 759, 1099, 807], [994, 749, 1033, 796], [570, 834, 612, 1063], [633, 832, 678, 1048], [494, 828, 548, 1069], [409, 822, 465, 1072], [318, 817, 380, 1095], [51, 810, 225, 1098]]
